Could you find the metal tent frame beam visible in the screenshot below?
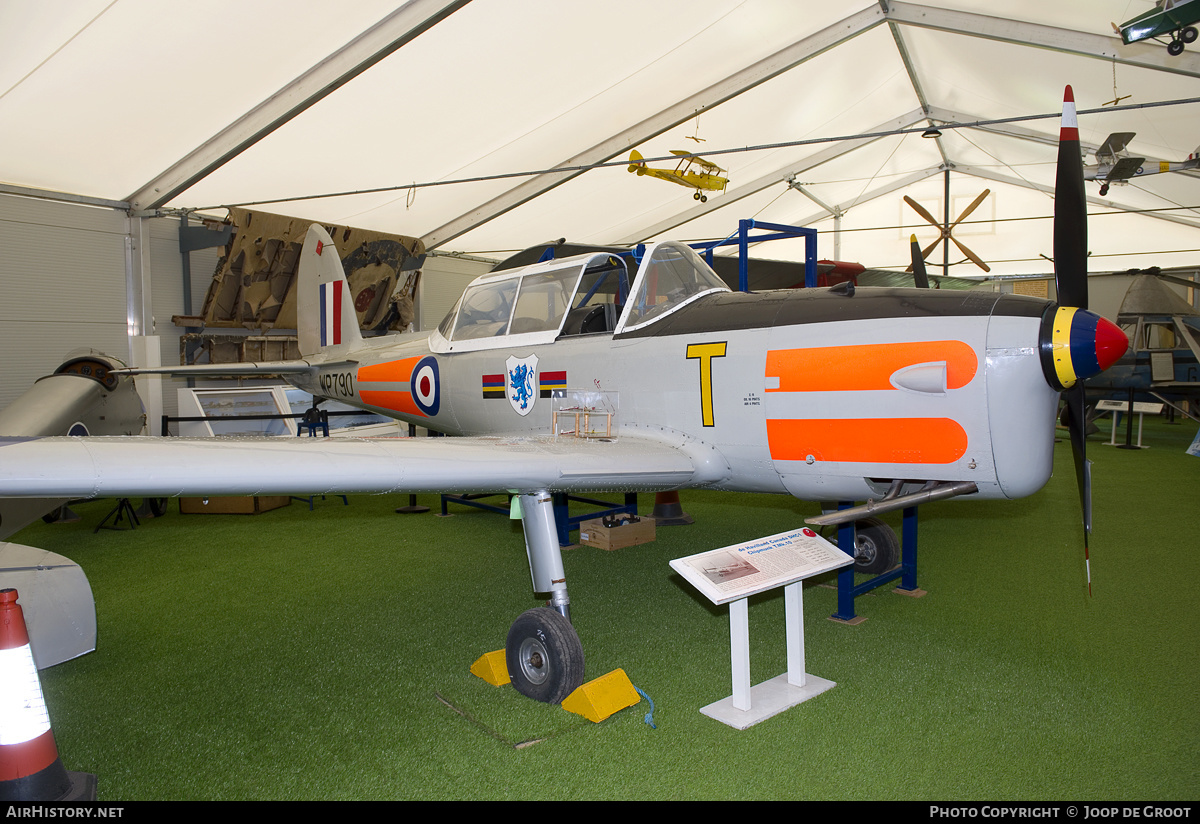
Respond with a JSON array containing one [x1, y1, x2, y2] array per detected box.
[[419, 3, 892, 250], [126, 0, 471, 212]]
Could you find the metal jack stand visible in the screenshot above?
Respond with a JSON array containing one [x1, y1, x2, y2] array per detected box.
[[395, 424, 430, 513], [94, 498, 140, 532], [831, 504, 923, 624]]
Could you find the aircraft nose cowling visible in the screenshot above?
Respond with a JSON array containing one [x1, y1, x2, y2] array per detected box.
[[1038, 306, 1129, 391]]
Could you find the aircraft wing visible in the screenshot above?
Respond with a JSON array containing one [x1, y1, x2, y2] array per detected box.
[[1097, 132, 1136, 158], [1104, 156, 1146, 182], [0, 433, 728, 499], [113, 360, 323, 377]]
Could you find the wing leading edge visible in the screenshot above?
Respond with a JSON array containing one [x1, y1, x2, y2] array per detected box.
[[0, 433, 727, 499]]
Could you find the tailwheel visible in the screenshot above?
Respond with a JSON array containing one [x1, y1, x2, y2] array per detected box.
[[505, 607, 585, 703], [852, 517, 900, 575]]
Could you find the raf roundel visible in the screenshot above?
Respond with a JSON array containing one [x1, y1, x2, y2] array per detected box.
[[411, 356, 440, 416]]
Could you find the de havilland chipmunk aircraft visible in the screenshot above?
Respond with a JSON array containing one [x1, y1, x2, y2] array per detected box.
[[0, 88, 1128, 704]]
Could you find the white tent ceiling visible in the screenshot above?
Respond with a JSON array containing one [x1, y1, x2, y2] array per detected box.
[[2, 0, 1199, 277]]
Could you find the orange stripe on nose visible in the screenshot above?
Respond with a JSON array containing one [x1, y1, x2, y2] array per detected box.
[[358, 356, 420, 384], [765, 341, 977, 392], [767, 418, 968, 464]]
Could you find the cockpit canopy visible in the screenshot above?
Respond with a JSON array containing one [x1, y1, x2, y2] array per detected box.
[[430, 241, 729, 353]]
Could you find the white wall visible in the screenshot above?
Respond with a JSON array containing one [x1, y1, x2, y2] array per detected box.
[[0, 195, 492, 428], [0, 193, 130, 410]]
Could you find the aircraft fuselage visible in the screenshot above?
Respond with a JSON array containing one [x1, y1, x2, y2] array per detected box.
[[293, 284, 1062, 505]]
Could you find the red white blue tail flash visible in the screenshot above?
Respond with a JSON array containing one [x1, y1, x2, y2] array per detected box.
[[320, 280, 342, 347]]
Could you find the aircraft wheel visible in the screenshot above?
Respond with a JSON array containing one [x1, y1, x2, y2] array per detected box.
[[853, 518, 899, 576], [1183, 26, 1198, 43], [506, 607, 585, 704], [693, 191, 701, 200], [700, 194, 708, 203], [1168, 39, 1185, 55]]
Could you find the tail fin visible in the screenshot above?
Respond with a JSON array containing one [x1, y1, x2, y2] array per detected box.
[[297, 224, 363, 358], [628, 149, 645, 174]]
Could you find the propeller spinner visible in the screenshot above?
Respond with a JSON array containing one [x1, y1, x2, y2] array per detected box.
[[1041, 85, 1129, 594]]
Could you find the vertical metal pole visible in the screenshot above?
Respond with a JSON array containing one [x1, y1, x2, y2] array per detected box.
[[900, 505, 919, 592], [738, 219, 751, 292], [833, 503, 857, 621], [943, 168, 951, 279], [805, 226, 817, 288]]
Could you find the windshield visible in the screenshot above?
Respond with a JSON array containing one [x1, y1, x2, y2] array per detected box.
[[619, 242, 729, 331], [433, 253, 630, 351]]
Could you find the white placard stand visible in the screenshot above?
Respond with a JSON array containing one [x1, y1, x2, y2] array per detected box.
[[670, 527, 852, 730], [702, 581, 837, 729], [1097, 399, 1163, 449]]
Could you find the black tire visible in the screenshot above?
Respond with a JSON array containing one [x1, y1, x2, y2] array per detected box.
[[1168, 39, 1184, 56], [505, 607, 585, 704], [853, 518, 899, 576], [1182, 26, 1197, 44]]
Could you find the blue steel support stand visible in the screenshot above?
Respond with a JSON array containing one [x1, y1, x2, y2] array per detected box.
[[831, 504, 922, 623]]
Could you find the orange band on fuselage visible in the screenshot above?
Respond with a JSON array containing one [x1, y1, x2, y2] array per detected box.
[[357, 356, 421, 384], [765, 341, 977, 392], [358, 357, 423, 416], [359, 390, 422, 417], [767, 418, 968, 464]]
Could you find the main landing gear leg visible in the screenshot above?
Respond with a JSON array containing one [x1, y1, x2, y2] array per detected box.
[[507, 489, 585, 703]]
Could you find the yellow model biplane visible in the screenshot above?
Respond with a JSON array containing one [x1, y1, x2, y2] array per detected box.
[[628, 149, 728, 201]]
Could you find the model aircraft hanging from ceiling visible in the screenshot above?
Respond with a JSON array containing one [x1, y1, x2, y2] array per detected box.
[[0, 88, 1127, 706], [1114, 0, 1200, 56], [1084, 132, 1200, 196], [627, 149, 729, 202]]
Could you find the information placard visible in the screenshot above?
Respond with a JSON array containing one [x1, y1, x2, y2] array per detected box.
[[669, 527, 852, 606]]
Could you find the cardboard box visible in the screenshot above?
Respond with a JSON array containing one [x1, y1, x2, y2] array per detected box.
[[577, 515, 655, 551], [179, 496, 291, 515]]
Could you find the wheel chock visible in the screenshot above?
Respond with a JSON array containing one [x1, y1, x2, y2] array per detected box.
[[561, 668, 640, 722], [469, 649, 510, 686]]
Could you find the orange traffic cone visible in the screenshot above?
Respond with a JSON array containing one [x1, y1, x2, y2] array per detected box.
[[0, 588, 96, 801]]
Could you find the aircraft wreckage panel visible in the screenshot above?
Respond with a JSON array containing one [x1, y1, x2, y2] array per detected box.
[[192, 207, 426, 337]]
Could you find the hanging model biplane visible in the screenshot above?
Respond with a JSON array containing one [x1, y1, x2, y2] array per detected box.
[[1114, 0, 1200, 55], [1084, 132, 1200, 196], [627, 149, 728, 201], [0, 88, 1127, 705]]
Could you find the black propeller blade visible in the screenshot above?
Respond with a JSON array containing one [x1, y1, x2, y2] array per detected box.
[[910, 234, 930, 289], [1054, 85, 1094, 593]]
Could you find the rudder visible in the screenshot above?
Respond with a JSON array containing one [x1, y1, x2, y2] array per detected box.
[[297, 224, 363, 357]]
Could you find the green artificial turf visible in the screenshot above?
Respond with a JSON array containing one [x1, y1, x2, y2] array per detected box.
[[14, 416, 1200, 800]]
